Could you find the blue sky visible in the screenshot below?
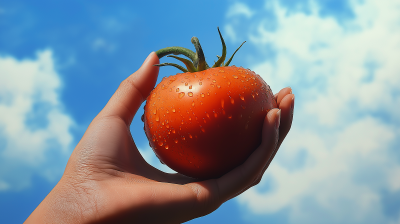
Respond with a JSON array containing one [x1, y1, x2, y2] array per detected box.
[[1, 0, 400, 223]]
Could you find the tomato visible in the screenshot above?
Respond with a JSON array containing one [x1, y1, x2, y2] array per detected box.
[[144, 66, 276, 179], [143, 28, 277, 179]]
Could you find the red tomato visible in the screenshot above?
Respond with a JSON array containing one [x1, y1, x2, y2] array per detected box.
[[144, 66, 277, 179]]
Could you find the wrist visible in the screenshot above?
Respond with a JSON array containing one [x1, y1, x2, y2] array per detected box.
[[25, 177, 100, 224]]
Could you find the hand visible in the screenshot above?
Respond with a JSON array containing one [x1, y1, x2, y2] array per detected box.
[[26, 52, 294, 224]]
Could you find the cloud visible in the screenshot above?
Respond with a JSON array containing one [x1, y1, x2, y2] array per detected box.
[[226, 2, 254, 18], [224, 0, 400, 223], [92, 38, 117, 53], [0, 50, 74, 191]]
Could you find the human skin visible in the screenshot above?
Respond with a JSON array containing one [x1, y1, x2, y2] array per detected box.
[[25, 52, 294, 224]]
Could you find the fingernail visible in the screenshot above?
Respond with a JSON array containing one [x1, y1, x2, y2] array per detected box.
[[291, 95, 295, 110], [276, 109, 281, 129], [143, 52, 154, 64], [286, 86, 292, 94]]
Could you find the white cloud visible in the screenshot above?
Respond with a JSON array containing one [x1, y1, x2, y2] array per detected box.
[[0, 50, 74, 190], [225, 0, 400, 223], [92, 38, 117, 53], [226, 2, 254, 18]]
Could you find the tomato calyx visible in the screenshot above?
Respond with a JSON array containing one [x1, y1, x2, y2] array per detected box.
[[155, 27, 246, 73]]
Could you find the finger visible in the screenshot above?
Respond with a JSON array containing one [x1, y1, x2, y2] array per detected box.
[[276, 87, 292, 106], [277, 93, 294, 147], [98, 52, 160, 125], [215, 109, 281, 202], [231, 94, 295, 197], [252, 93, 295, 187]]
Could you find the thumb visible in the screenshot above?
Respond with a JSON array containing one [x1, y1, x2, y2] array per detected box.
[[98, 52, 159, 125]]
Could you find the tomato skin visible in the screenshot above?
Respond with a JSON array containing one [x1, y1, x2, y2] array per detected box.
[[144, 66, 277, 179]]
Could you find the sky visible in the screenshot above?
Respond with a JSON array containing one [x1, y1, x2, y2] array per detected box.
[[0, 0, 399, 223]]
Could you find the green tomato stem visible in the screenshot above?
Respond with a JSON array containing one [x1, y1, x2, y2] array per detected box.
[[167, 55, 197, 72], [156, 47, 197, 62], [225, 41, 246, 66], [191, 37, 209, 71], [154, 63, 188, 73], [212, 27, 226, 68]]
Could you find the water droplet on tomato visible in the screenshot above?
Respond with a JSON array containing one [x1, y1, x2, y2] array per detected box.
[[212, 79, 216, 83], [189, 85, 192, 89], [189, 134, 193, 139], [230, 98, 234, 104], [206, 113, 210, 118], [166, 124, 170, 128], [233, 75, 238, 79], [241, 105, 246, 109], [182, 136, 186, 141], [201, 93, 205, 98], [201, 128, 205, 132], [172, 129, 176, 134], [240, 95, 245, 101], [221, 99, 225, 108], [172, 108, 176, 113], [158, 142, 163, 146], [185, 82, 188, 86], [174, 139, 178, 143], [199, 82, 202, 85], [176, 88, 180, 92], [156, 116, 160, 122], [192, 101, 195, 106], [165, 145, 169, 149], [188, 92, 193, 97], [178, 92, 185, 98]]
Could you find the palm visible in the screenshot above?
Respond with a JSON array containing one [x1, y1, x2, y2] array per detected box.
[[66, 115, 217, 223]]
